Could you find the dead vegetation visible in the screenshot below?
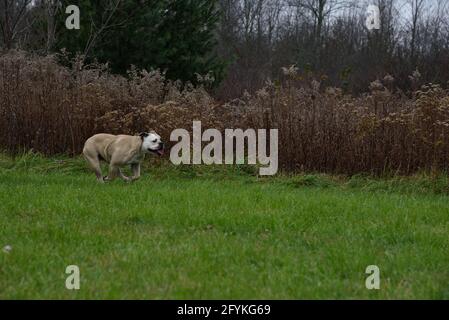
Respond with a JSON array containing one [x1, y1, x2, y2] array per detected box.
[[1, 51, 449, 175]]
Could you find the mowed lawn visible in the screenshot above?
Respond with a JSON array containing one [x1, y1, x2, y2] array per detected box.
[[0, 154, 448, 299]]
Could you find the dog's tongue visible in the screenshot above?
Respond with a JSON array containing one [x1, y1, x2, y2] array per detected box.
[[157, 149, 165, 156]]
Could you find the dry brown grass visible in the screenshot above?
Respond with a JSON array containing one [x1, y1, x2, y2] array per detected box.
[[1, 51, 449, 175]]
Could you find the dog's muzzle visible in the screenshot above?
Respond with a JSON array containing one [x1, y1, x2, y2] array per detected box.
[[149, 143, 165, 156]]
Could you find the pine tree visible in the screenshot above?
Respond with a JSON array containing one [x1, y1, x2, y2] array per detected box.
[[55, 0, 225, 84]]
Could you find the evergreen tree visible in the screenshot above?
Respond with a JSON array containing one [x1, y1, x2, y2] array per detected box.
[[55, 0, 225, 84]]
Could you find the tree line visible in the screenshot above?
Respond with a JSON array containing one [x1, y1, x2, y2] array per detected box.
[[0, 0, 224, 83], [216, 0, 449, 98], [1, 0, 449, 98]]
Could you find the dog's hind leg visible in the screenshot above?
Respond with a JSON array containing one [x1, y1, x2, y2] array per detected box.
[[131, 163, 141, 181], [118, 168, 131, 182], [83, 151, 104, 183], [105, 166, 130, 182]]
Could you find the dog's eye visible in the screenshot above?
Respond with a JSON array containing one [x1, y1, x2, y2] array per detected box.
[[152, 139, 157, 143]]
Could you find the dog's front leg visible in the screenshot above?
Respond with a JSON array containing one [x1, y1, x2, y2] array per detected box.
[[131, 163, 141, 181]]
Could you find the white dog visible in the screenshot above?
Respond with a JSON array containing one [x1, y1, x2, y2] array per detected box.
[[83, 132, 164, 183]]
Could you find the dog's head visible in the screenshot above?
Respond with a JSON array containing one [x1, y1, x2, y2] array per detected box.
[[139, 131, 164, 156]]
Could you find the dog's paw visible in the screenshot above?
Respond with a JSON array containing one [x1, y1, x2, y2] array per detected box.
[[123, 177, 132, 183]]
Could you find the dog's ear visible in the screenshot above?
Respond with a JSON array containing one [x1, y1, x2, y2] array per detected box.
[[139, 132, 149, 140]]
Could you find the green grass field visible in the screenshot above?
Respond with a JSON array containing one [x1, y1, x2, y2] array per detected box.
[[0, 153, 448, 299]]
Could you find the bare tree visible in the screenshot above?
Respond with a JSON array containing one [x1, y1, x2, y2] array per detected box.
[[83, 0, 122, 60], [287, 0, 355, 66], [407, 0, 425, 62], [43, 0, 60, 53], [0, 0, 33, 50]]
